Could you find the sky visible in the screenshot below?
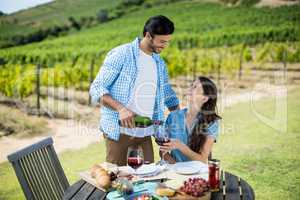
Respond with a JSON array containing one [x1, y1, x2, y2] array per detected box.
[[0, 0, 54, 14]]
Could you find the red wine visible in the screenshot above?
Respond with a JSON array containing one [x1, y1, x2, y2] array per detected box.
[[209, 164, 220, 191], [127, 157, 143, 169], [155, 138, 170, 146]]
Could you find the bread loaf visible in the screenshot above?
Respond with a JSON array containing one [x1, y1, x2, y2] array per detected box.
[[90, 164, 107, 178], [95, 174, 111, 189], [90, 164, 112, 189]]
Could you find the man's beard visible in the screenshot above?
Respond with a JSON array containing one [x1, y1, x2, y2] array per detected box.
[[149, 39, 162, 54]]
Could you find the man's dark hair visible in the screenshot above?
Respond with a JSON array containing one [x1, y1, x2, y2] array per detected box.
[[143, 15, 174, 37]]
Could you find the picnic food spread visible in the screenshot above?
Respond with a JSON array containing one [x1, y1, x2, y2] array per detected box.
[[84, 161, 212, 200]]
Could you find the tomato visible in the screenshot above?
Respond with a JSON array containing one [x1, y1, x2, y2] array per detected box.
[[133, 194, 151, 200]]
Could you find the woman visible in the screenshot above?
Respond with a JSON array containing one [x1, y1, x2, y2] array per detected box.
[[160, 76, 221, 163]]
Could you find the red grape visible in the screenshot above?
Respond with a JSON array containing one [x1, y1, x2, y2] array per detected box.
[[179, 177, 209, 197]]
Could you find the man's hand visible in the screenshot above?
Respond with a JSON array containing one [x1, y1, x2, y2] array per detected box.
[[100, 94, 136, 128], [118, 106, 136, 128]]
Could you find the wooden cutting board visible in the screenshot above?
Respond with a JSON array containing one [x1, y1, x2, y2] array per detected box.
[[79, 171, 109, 192], [170, 191, 211, 200], [163, 176, 211, 200]]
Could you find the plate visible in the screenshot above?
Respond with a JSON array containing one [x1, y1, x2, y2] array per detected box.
[[174, 165, 200, 175], [134, 164, 160, 176], [171, 161, 208, 175]]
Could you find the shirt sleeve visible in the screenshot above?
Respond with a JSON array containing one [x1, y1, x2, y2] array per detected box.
[[164, 112, 174, 136], [161, 59, 180, 109], [206, 120, 220, 142], [89, 47, 126, 104], [165, 111, 183, 137], [165, 110, 190, 162]]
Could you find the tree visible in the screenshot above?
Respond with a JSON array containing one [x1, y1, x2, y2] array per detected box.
[[68, 17, 81, 30], [97, 9, 109, 23], [122, 0, 144, 6]]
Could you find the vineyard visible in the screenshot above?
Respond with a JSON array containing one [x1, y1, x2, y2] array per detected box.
[[0, 0, 299, 108], [1, 1, 299, 200], [1, 1, 298, 62], [1, 41, 299, 99]]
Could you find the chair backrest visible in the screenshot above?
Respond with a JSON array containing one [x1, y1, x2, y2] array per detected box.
[[7, 137, 69, 200]]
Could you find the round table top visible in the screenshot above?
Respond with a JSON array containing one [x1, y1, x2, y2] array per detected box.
[[63, 171, 255, 200]]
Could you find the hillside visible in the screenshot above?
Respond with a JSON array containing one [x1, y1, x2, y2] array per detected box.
[[0, 0, 122, 47], [1, 1, 299, 62], [0, 1, 299, 200], [0, 0, 299, 98]]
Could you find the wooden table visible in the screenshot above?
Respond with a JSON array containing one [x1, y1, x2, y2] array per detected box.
[[63, 171, 255, 200]]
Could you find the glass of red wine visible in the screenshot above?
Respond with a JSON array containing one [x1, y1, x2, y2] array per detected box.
[[127, 146, 144, 173], [154, 126, 170, 166]]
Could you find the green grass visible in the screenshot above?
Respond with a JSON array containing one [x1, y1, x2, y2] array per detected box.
[[0, 86, 299, 199], [214, 86, 300, 199]]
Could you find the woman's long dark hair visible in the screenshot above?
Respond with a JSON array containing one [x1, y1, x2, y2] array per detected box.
[[188, 76, 221, 153]]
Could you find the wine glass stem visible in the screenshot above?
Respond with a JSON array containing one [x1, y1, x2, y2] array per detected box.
[[161, 151, 166, 162]]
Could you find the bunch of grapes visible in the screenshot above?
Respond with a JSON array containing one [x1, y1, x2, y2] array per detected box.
[[179, 178, 209, 197]]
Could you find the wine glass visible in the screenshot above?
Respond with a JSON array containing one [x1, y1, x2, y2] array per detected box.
[[154, 126, 170, 166], [127, 146, 144, 173]]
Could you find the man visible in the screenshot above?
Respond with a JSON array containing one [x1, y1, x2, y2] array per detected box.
[[89, 15, 180, 166]]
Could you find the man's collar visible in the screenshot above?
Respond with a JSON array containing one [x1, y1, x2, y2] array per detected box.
[[131, 37, 160, 60]]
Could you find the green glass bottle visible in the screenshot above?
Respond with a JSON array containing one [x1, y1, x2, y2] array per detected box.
[[118, 115, 163, 128]]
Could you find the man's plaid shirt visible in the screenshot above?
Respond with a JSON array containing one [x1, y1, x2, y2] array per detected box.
[[89, 37, 179, 141]]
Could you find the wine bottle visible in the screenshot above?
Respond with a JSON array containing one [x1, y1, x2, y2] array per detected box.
[[118, 115, 163, 128]]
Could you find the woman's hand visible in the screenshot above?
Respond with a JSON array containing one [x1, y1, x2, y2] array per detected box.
[[159, 139, 185, 153]]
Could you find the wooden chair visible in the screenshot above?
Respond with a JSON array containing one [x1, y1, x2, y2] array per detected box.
[[7, 137, 69, 200]]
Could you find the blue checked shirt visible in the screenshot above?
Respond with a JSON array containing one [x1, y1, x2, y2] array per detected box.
[[89, 37, 179, 141]]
